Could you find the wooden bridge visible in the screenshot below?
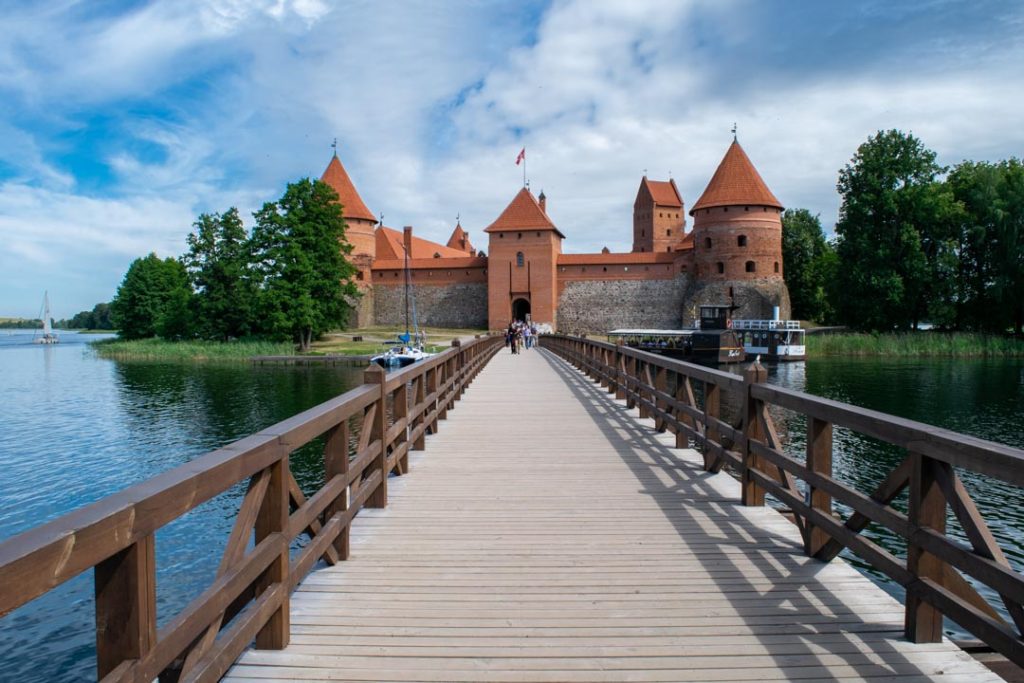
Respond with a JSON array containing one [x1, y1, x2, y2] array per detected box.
[[1, 335, 1022, 682]]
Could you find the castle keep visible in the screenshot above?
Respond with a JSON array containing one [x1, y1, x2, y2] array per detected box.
[[322, 139, 791, 332]]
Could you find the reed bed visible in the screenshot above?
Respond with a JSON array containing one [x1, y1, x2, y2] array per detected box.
[[807, 332, 1024, 357], [92, 338, 294, 362]]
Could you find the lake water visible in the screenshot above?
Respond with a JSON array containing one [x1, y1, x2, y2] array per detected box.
[[0, 334, 1022, 680]]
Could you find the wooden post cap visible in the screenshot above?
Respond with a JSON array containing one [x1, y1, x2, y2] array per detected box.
[[744, 357, 767, 383], [451, 339, 462, 347], [363, 364, 386, 383]]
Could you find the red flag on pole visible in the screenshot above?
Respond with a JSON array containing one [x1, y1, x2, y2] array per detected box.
[[515, 148, 525, 165]]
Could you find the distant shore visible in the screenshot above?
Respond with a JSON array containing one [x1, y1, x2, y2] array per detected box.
[[806, 332, 1024, 357]]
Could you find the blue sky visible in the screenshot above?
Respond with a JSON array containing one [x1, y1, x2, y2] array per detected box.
[[1, 0, 1022, 318]]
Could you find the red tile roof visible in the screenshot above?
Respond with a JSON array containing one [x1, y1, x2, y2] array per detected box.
[[558, 252, 677, 265], [375, 226, 468, 261], [372, 256, 487, 271], [320, 154, 376, 222], [484, 187, 564, 237], [690, 141, 782, 214], [446, 223, 474, 253], [644, 178, 683, 207], [676, 230, 695, 250]]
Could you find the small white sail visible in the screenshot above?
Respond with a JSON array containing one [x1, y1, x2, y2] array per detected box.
[[42, 291, 52, 336]]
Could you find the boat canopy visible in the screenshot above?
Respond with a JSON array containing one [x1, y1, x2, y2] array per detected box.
[[608, 329, 695, 337]]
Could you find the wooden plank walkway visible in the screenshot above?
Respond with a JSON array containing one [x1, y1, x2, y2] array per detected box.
[[225, 348, 1002, 682]]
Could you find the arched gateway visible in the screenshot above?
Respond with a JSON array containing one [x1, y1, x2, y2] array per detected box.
[[512, 298, 531, 322]]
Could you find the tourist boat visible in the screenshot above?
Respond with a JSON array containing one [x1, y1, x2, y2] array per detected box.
[[32, 292, 58, 345], [731, 319, 806, 361], [606, 328, 744, 364]]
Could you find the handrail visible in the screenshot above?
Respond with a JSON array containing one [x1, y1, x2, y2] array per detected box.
[[540, 333, 1024, 667], [0, 334, 504, 682]]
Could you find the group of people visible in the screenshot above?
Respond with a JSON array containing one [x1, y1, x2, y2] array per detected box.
[[505, 320, 538, 354]]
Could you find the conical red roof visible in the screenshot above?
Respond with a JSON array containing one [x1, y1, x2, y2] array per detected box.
[[690, 141, 782, 214], [446, 223, 474, 252], [484, 187, 563, 236], [320, 154, 376, 222]]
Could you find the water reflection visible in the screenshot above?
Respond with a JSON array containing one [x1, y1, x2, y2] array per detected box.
[[0, 340, 365, 682]]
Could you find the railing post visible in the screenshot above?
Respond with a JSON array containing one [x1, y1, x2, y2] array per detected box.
[[614, 344, 626, 400], [255, 455, 289, 649], [654, 366, 667, 433], [905, 451, 947, 643], [806, 417, 833, 557], [364, 365, 388, 508], [740, 360, 767, 503], [625, 356, 637, 410], [451, 339, 463, 402], [425, 365, 439, 434], [413, 373, 426, 450], [394, 373, 409, 474], [702, 380, 721, 471], [638, 360, 649, 418], [94, 534, 156, 678], [325, 420, 350, 560]]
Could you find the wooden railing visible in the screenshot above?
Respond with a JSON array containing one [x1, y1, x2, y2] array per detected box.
[[0, 335, 503, 683], [541, 334, 1024, 667]]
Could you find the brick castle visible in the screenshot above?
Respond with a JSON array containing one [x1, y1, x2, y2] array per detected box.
[[321, 139, 791, 332]]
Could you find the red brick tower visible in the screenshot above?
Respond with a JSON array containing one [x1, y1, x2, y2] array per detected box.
[[633, 177, 685, 253], [690, 140, 784, 281], [320, 152, 378, 324], [485, 188, 564, 329]]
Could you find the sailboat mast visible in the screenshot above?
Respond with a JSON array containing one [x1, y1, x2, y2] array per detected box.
[[403, 241, 410, 338], [42, 291, 52, 336]]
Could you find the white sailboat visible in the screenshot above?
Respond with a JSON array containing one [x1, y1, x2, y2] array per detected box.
[[33, 291, 59, 345], [371, 236, 434, 369]]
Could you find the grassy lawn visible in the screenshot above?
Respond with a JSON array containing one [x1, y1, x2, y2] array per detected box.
[[92, 338, 295, 362], [309, 326, 489, 356]]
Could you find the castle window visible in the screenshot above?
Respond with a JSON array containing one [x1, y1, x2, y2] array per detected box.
[[729, 287, 734, 297], [738, 235, 747, 247], [774, 261, 780, 273], [434, 252, 441, 258], [499, 233, 504, 238], [536, 232, 540, 237], [641, 230, 645, 237], [705, 237, 712, 249], [724, 207, 728, 212], [518, 232, 522, 239], [746, 261, 756, 273], [394, 272, 399, 277], [356, 271, 364, 280], [666, 247, 671, 252], [763, 207, 768, 212], [623, 267, 629, 272], [744, 206, 749, 212], [667, 229, 671, 236], [717, 262, 724, 274], [447, 271, 452, 276], [516, 251, 524, 267], [659, 213, 663, 218]]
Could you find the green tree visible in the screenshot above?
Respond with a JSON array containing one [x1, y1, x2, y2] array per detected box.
[[250, 179, 359, 350], [781, 209, 835, 323], [833, 130, 955, 330], [949, 159, 1024, 334], [110, 254, 194, 339], [183, 208, 256, 340]]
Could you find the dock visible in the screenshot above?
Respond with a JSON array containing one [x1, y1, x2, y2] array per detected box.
[[225, 348, 999, 682], [0, 334, 1020, 682]]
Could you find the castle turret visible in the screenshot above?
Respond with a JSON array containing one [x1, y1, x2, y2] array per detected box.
[[690, 140, 783, 281], [484, 187, 564, 329], [320, 150, 378, 325], [446, 222, 475, 256], [633, 177, 684, 253]]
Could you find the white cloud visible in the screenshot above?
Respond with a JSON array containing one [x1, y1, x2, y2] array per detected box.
[[1, 0, 1023, 314]]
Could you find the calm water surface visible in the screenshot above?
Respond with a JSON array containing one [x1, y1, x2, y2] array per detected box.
[[1, 336, 1022, 679], [0, 331, 364, 681]]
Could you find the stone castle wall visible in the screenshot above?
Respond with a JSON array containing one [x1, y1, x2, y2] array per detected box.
[[373, 283, 488, 329], [556, 275, 691, 333], [681, 278, 792, 326]]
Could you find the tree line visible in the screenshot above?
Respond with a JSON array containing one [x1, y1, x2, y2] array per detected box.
[[782, 129, 1024, 333], [109, 178, 359, 350]]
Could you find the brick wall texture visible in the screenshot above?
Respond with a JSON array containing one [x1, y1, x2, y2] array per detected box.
[[374, 283, 488, 329]]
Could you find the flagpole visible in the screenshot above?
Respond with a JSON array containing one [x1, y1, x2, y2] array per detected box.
[[523, 147, 526, 188]]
